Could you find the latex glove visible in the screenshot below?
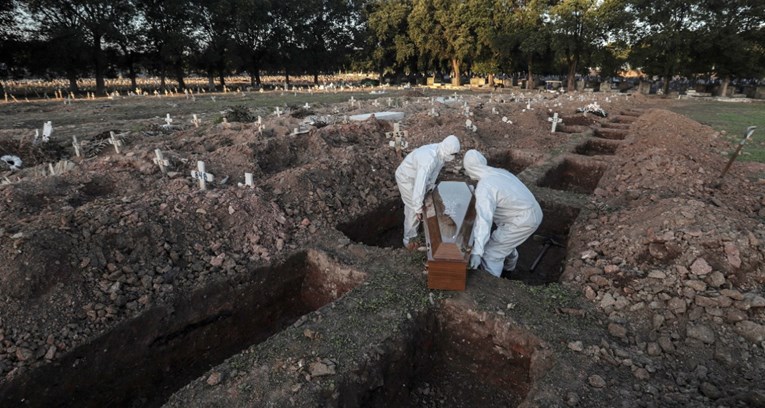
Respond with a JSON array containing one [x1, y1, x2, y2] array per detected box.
[[469, 254, 482, 270]]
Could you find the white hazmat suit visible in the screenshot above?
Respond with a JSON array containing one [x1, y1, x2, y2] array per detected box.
[[395, 135, 461, 247], [464, 150, 542, 277]]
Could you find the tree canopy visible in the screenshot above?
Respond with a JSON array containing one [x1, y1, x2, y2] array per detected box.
[[1, 0, 763, 94]]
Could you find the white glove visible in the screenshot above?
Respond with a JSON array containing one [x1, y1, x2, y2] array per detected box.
[[469, 254, 481, 270]]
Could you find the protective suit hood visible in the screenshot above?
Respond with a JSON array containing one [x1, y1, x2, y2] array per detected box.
[[437, 135, 460, 162], [463, 149, 490, 180]]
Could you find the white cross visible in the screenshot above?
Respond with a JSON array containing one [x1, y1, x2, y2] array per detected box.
[[463, 105, 471, 117], [349, 96, 355, 107], [191, 161, 214, 190], [42, 121, 53, 142], [547, 113, 564, 133], [243, 172, 254, 188], [429, 108, 439, 117], [192, 114, 201, 128], [153, 149, 170, 173], [526, 100, 531, 110], [72, 136, 81, 157], [33, 129, 40, 144], [274, 107, 282, 117], [385, 123, 409, 156], [304, 102, 310, 109], [387, 97, 392, 107], [165, 113, 173, 127], [109, 132, 122, 153]]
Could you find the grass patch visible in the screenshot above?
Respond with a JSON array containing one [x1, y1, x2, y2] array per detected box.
[[668, 101, 765, 163]]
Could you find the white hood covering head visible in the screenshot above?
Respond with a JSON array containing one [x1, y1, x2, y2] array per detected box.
[[437, 135, 460, 162], [463, 149, 489, 180]]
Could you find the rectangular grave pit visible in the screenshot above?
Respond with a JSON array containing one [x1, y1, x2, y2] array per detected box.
[[593, 127, 628, 140], [0, 250, 365, 408], [336, 199, 405, 248], [342, 303, 546, 407], [537, 156, 608, 195], [509, 201, 580, 285], [488, 149, 539, 175], [575, 139, 621, 156]]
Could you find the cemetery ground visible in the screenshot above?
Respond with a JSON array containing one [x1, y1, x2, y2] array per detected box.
[[0, 87, 764, 408]]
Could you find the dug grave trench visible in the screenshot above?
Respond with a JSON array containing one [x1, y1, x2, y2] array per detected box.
[[335, 199, 405, 248], [537, 155, 609, 195], [347, 301, 547, 408], [574, 138, 621, 156], [0, 250, 365, 408]]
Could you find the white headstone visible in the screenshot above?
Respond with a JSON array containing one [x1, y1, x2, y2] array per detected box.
[[274, 107, 282, 117], [191, 161, 214, 190], [165, 114, 173, 127]]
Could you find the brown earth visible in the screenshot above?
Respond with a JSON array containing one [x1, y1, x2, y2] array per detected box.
[[0, 87, 763, 408]]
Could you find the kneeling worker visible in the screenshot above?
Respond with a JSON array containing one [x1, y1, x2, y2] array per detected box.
[[463, 149, 542, 277], [395, 135, 461, 249]]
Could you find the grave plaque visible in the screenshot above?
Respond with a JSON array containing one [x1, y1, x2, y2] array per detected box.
[[423, 181, 476, 291]]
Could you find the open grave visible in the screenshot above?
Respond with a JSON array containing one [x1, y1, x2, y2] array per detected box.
[[537, 156, 608, 194], [0, 250, 365, 408], [575, 139, 621, 156], [336, 199, 405, 248], [592, 127, 628, 140], [508, 201, 580, 285], [488, 149, 539, 175], [341, 302, 547, 408]]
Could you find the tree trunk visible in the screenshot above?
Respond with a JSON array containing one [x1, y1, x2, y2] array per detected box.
[[93, 34, 105, 96], [285, 70, 290, 86], [488, 73, 494, 87], [313, 72, 319, 86], [250, 72, 256, 87], [175, 62, 185, 90], [67, 71, 79, 93], [255, 70, 261, 86], [207, 71, 215, 91], [566, 57, 577, 92], [218, 70, 225, 88], [160, 66, 166, 91], [451, 58, 461, 86], [719, 75, 730, 97], [527, 57, 533, 90], [128, 62, 137, 90]]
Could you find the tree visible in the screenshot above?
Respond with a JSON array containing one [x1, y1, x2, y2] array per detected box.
[[232, 0, 273, 87], [136, 0, 197, 90], [507, 0, 551, 89], [196, 0, 237, 89], [109, 10, 144, 90], [696, 0, 765, 96], [25, 0, 133, 95], [408, 0, 478, 86], [628, 0, 703, 95], [362, 0, 415, 81]]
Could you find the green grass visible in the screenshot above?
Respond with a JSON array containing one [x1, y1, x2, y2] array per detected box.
[[668, 101, 765, 163]]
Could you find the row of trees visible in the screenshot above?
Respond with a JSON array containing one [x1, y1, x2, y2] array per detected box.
[[1, 0, 763, 96]]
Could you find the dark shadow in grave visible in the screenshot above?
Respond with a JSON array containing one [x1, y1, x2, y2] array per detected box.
[[593, 127, 628, 140], [0, 250, 365, 408], [575, 139, 620, 156], [510, 201, 580, 285], [537, 157, 608, 195], [336, 199, 405, 248], [487, 149, 538, 175], [340, 304, 545, 408]]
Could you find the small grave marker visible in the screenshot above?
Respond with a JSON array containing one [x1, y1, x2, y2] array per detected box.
[[349, 96, 356, 107], [238, 172, 254, 188], [274, 107, 282, 117], [191, 161, 214, 190], [164, 113, 173, 127], [502, 116, 512, 124], [429, 107, 439, 117], [386, 122, 409, 157], [108, 132, 122, 154], [153, 149, 169, 173], [72, 136, 81, 157], [547, 113, 563, 133], [465, 119, 477, 133], [192, 114, 201, 127], [42, 121, 53, 142]]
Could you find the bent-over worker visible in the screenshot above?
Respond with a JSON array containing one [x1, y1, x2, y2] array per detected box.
[[395, 135, 461, 249], [463, 149, 542, 277]]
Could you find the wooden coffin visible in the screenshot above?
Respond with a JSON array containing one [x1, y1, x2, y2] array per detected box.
[[423, 181, 476, 291]]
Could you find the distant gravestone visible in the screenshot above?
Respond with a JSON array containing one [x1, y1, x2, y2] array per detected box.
[[42, 121, 53, 142], [108, 132, 122, 153], [153, 149, 170, 174]]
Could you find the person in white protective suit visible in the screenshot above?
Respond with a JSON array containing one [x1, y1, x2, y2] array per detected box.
[[464, 149, 543, 277], [395, 135, 461, 249]]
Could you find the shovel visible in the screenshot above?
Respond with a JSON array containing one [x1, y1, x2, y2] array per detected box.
[[530, 235, 564, 272]]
